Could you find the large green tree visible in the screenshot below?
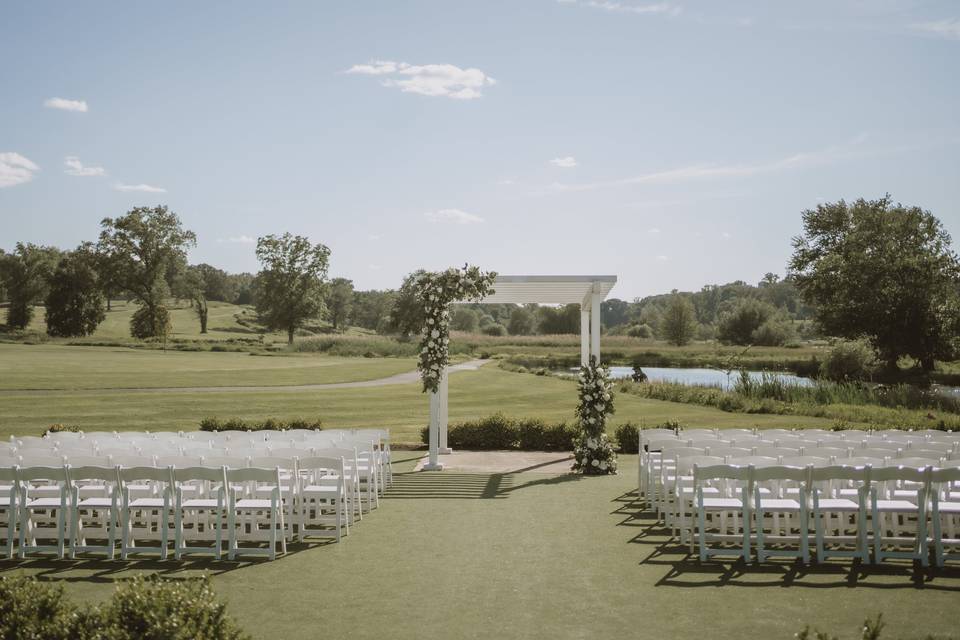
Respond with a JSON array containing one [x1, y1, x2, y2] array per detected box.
[[97, 206, 197, 339], [0, 243, 61, 329], [385, 270, 427, 337], [45, 245, 106, 337], [254, 233, 330, 343], [325, 277, 354, 330], [659, 293, 697, 346], [790, 196, 960, 371]]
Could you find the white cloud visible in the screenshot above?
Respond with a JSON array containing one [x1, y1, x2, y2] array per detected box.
[[368, 233, 382, 241], [550, 156, 578, 168], [64, 156, 107, 177], [647, 227, 661, 234], [497, 178, 516, 185], [424, 208, 485, 224], [561, 1, 681, 17], [114, 183, 167, 193], [547, 136, 871, 192], [655, 255, 669, 261], [0, 152, 39, 188], [44, 97, 88, 112], [368, 264, 382, 271], [721, 231, 732, 239], [346, 60, 496, 100], [911, 18, 960, 39], [217, 235, 256, 244]]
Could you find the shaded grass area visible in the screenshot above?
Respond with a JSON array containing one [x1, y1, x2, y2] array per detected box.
[[3, 456, 959, 640], [0, 363, 837, 440], [0, 343, 416, 391]]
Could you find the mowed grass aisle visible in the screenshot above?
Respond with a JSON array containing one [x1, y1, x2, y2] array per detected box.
[[0, 344, 836, 440], [5, 455, 959, 640]]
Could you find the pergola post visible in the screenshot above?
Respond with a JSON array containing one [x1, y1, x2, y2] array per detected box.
[[423, 388, 444, 470], [580, 308, 590, 366], [439, 368, 451, 454], [590, 291, 602, 363]]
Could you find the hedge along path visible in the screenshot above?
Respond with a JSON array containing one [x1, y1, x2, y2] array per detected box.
[[0, 359, 491, 396]]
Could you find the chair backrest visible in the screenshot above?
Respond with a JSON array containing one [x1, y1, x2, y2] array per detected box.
[[752, 464, 809, 484], [693, 463, 750, 483], [18, 454, 65, 467], [813, 446, 850, 459], [0, 466, 18, 483], [201, 456, 249, 469], [172, 466, 228, 484], [845, 456, 888, 468], [781, 455, 831, 468], [155, 455, 205, 468], [754, 446, 799, 458], [930, 467, 960, 488], [63, 455, 111, 468], [226, 466, 283, 487], [118, 465, 173, 485], [870, 465, 931, 487], [706, 446, 752, 459], [17, 465, 69, 483], [725, 456, 779, 468], [67, 465, 120, 485], [902, 449, 946, 461], [662, 446, 708, 461], [675, 455, 724, 476], [248, 456, 297, 471], [896, 457, 942, 469], [109, 454, 156, 468], [810, 464, 869, 483]]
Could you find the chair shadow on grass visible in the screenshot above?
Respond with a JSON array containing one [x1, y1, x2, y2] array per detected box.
[[0, 539, 334, 584], [612, 492, 960, 593], [386, 466, 584, 500]]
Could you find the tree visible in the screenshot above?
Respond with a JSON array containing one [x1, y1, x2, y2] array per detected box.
[[659, 294, 697, 346], [173, 266, 209, 333], [717, 298, 777, 345], [790, 196, 960, 371], [385, 270, 427, 337], [507, 306, 535, 336], [325, 278, 354, 330], [98, 206, 197, 339], [254, 233, 330, 343], [193, 263, 236, 302], [45, 245, 106, 337], [93, 244, 126, 311], [450, 307, 480, 332], [537, 304, 581, 334], [350, 289, 396, 332], [0, 243, 61, 329]]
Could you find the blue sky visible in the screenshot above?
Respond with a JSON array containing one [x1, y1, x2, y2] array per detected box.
[[1, 1, 958, 299]]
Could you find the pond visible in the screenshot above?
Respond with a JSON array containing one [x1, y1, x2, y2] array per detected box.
[[579, 366, 815, 389]]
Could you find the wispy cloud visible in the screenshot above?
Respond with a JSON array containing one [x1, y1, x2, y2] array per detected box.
[[911, 18, 960, 39], [0, 152, 39, 188], [559, 0, 681, 17], [345, 60, 496, 100], [546, 136, 872, 192], [721, 231, 732, 239], [424, 208, 485, 224], [44, 97, 88, 112], [114, 183, 166, 193], [550, 156, 578, 168], [217, 235, 256, 244], [647, 227, 661, 234], [64, 156, 107, 177], [655, 255, 669, 261]]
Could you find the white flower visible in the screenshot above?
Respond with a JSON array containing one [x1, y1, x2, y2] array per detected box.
[[591, 459, 600, 467], [431, 329, 440, 338], [588, 417, 595, 424], [427, 317, 434, 324], [599, 461, 608, 470]]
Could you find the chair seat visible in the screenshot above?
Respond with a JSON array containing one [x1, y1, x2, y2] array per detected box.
[[817, 498, 860, 511], [26, 497, 67, 508], [893, 489, 923, 500], [758, 498, 801, 511], [874, 499, 918, 512], [0, 497, 10, 507], [181, 499, 221, 508], [78, 497, 114, 508], [678, 486, 719, 496], [303, 485, 339, 495], [129, 498, 167, 508], [936, 501, 960, 514], [701, 498, 743, 509], [234, 499, 274, 509]]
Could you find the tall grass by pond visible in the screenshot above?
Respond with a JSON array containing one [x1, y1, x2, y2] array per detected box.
[[621, 373, 960, 430]]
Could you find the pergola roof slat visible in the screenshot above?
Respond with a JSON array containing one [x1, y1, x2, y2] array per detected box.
[[474, 275, 617, 305]]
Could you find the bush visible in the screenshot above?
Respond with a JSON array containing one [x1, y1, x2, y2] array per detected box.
[[0, 575, 248, 640], [820, 339, 879, 382], [517, 418, 576, 451], [44, 423, 81, 436], [626, 323, 653, 339], [717, 298, 778, 345], [130, 303, 172, 340], [419, 414, 577, 451], [199, 416, 322, 432], [750, 318, 793, 346], [481, 323, 507, 337], [615, 422, 640, 453]]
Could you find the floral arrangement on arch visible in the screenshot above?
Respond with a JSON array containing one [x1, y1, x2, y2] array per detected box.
[[572, 356, 618, 475], [416, 264, 497, 393]]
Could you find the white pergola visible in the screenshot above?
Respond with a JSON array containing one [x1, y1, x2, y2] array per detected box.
[[423, 274, 618, 471]]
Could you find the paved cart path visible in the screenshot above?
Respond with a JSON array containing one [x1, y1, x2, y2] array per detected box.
[[0, 359, 490, 396]]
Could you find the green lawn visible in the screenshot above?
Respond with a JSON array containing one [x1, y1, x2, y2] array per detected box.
[[4, 455, 958, 640], [0, 344, 836, 441]]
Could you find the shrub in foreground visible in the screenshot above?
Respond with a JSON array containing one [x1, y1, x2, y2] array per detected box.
[[0, 575, 248, 640], [615, 422, 639, 453], [419, 414, 578, 451]]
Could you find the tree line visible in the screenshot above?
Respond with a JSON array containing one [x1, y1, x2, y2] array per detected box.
[[3, 196, 959, 373]]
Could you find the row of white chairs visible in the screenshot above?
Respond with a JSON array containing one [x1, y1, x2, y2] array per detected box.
[[687, 462, 960, 567], [0, 456, 357, 561], [638, 427, 960, 507]]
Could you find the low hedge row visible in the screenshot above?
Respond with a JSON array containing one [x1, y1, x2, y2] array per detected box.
[[199, 416, 323, 432], [419, 413, 578, 451], [0, 574, 248, 640]]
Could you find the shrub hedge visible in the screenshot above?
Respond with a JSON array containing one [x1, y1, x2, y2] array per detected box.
[[419, 413, 578, 451], [0, 575, 249, 640], [199, 416, 323, 432]]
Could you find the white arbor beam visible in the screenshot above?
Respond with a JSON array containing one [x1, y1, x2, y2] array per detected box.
[[580, 308, 590, 366], [439, 368, 451, 454], [590, 291, 602, 363]]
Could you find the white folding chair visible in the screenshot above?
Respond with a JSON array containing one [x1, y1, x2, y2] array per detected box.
[[173, 466, 227, 560], [670, 455, 723, 544], [930, 466, 960, 567], [119, 466, 174, 560], [694, 464, 752, 562], [752, 465, 810, 563], [810, 465, 870, 563], [225, 466, 287, 560], [248, 456, 298, 541], [298, 455, 347, 542], [68, 465, 120, 559], [0, 467, 18, 558], [17, 466, 70, 559], [870, 465, 931, 565]]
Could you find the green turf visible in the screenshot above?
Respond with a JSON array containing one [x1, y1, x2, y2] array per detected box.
[[0, 343, 416, 390], [3, 455, 957, 640], [0, 346, 836, 440]]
